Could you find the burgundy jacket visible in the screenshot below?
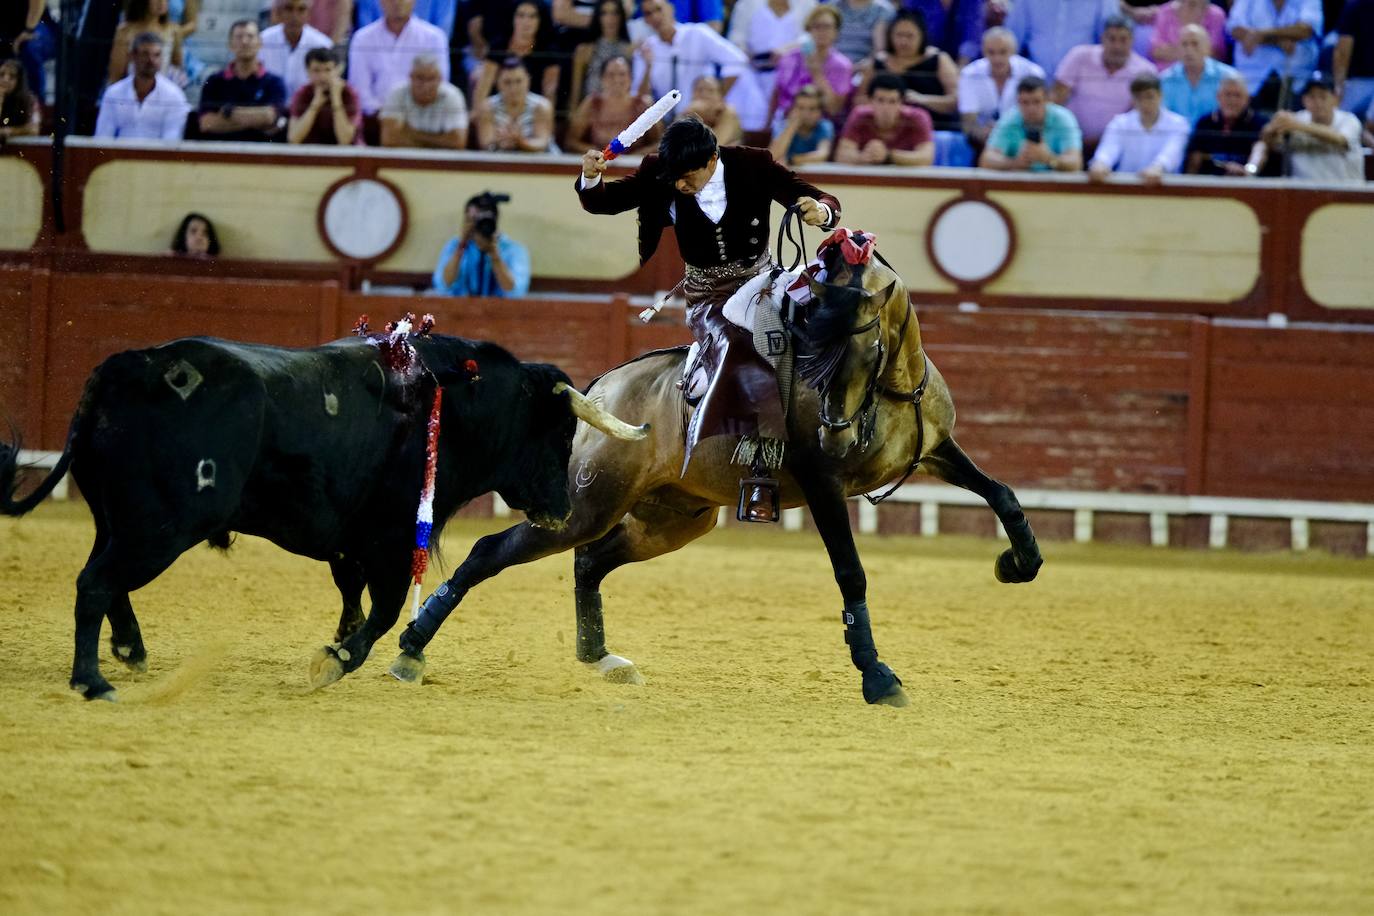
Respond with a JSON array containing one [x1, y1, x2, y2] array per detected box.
[[575, 145, 841, 267]]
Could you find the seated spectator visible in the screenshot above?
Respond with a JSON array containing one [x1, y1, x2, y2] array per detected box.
[[1262, 75, 1365, 182], [95, 32, 190, 141], [260, 0, 333, 100], [770, 6, 852, 124], [684, 75, 743, 144], [476, 57, 555, 151], [570, 0, 633, 110], [170, 212, 220, 257], [567, 55, 657, 151], [287, 47, 360, 144], [348, 0, 450, 118], [835, 72, 935, 164], [855, 10, 959, 130], [1150, 0, 1227, 66], [1052, 15, 1155, 147], [633, 0, 761, 124], [1088, 73, 1191, 182], [1184, 74, 1270, 176], [958, 26, 1045, 147], [0, 57, 41, 139], [198, 20, 288, 141], [109, 0, 185, 86], [381, 53, 469, 148], [472, 0, 560, 107], [904, 0, 982, 65], [727, 0, 813, 109], [1334, 0, 1374, 120], [433, 192, 532, 297], [354, 0, 457, 35], [1006, 0, 1116, 77], [978, 74, 1084, 172], [769, 84, 835, 164], [1160, 24, 1241, 127], [831, 0, 895, 66], [1227, 0, 1322, 109], [2, 0, 56, 100]]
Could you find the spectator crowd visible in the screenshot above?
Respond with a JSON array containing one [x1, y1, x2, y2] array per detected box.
[[3, 0, 1371, 182]]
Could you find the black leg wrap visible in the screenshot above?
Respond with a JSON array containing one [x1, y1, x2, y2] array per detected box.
[[575, 589, 607, 663], [842, 601, 879, 672], [400, 580, 463, 653]]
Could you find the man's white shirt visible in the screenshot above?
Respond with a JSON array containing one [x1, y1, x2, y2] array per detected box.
[[260, 23, 334, 100], [94, 73, 190, 141], [1090, 107, 1191, 174]]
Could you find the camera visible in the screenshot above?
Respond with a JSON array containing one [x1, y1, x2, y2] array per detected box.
[[469, 191, 511, 240], [1024, 126, 1042, 144]]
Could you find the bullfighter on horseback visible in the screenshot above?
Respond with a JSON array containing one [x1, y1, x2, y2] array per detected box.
[[577, 116, 840, 521]]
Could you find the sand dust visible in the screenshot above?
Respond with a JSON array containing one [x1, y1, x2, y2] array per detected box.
[[1, 502, 1370, 914]]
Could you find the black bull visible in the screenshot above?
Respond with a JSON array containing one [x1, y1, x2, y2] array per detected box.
[[0, 334, 624, 700]]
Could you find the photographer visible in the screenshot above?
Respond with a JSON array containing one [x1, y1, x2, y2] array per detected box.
[[432, 192, 531, 298]]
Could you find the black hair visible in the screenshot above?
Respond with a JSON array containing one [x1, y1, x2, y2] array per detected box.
[[304, 46, 336, 67], [594, 0, 630, 42], [869, 73, 905, 98], [658, 116, 718, 180], [0, 58, 35, 131], [1017, 74, 1047, 95], [1129, 73, 1161, 96], [171, 212, 220, 256], [887, 9, 929, 56], [228, 18, 257, 39], [1103, 13, 1134, 34]]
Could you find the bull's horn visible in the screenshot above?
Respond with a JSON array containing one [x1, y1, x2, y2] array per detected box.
[[553, 383, 649, 441]]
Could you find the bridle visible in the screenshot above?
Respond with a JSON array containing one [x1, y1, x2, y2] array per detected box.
[[779, 205, 930, 505]]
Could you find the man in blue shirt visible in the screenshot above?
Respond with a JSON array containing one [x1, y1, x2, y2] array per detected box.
[[1227, 0, 1322, 101], [1161, 24, 1242, 126], [432, 193, 532, 297], [979, 75, 1084, 172]]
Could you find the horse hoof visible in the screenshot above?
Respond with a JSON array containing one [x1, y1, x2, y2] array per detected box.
[[861, 663, 904, 706], [595, 654, 645, 686], [874, 686, 909, 707], [308, 646, 345, 691], [388, 652, 426, 684], [995, 548, 1042, 584]]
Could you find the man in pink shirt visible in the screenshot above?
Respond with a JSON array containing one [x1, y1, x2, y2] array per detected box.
[[835, 73, 935, 165], [1052, 14, 1156, 146]]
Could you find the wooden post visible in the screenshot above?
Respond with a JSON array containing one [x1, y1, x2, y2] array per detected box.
[[26, 267, 52, 448], [1184, 317, 1212, 495]]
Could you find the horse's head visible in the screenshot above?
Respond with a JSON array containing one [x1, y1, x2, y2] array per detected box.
[[797, 229, 898, 460]]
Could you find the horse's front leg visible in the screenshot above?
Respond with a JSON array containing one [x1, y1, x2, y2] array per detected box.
[[794, 467, 908, 707]]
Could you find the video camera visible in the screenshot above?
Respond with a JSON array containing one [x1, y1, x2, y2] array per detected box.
[[469, 191, 511, 240]]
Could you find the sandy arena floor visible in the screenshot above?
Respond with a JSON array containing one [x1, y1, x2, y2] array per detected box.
[[1, 502, 1371, 915]]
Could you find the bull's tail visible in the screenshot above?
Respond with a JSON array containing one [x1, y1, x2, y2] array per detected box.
[[0, 365, 100, 517]]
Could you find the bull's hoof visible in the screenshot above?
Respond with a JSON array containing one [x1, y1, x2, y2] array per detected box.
[[388, 651, 426, 684], [595, 654, 645, 686], [308, 646, 345, 691], [71, 676, 118, 702], [861, 663, 905, 706], [111, 642, 148, 673], [994, 548, 1042, 584]]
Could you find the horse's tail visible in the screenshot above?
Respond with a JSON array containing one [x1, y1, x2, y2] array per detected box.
[[0, 366, 100, 516]]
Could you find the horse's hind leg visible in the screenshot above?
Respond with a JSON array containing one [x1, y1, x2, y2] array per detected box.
[[925, 437, 1043, 584], [572, 501, 718, 683]]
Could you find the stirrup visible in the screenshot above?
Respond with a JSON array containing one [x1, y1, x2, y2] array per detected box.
[[736, 476, 781, 524]]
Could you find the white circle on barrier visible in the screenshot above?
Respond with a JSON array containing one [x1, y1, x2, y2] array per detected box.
[[929, 200, 1012, 284], [321, 179, 404, 261]]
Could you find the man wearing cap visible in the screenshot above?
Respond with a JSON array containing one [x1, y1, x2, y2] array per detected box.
[[576, 118, 841, 517], [1263, 75, 1365, 183]]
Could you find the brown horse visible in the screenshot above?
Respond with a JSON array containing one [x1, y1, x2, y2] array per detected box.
[[383, 232, 1043, 705]]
